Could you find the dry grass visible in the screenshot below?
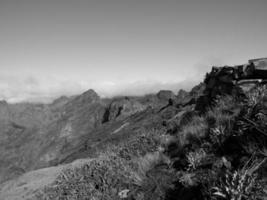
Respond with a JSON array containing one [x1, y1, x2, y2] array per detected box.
[[37, 153, 140, 200], [178, 115, 208, 146], [35, 127, 173, 200], [36, 86, 267, 200], [164, 87, 267, 200], [136, 152, 170, 178]]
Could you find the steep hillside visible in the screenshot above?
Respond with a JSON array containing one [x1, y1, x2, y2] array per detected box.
[[1, 58, 267, 200], [0, 88, 186, 199], [28, 59, 266, 200], [0, 88, 179, 184]]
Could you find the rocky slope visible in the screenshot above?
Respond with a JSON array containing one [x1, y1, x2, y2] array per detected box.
[[1, 58, 267, 200], [0, 88, 180, 184]]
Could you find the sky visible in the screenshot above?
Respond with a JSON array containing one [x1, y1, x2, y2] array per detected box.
[[0, 0, 266, 103]]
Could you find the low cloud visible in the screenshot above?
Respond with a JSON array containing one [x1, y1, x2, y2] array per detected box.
[[97, 79, 198, 97], [0, 75, 86, 103], [0, 56, 226, 103], [0, 74, 199, 103]]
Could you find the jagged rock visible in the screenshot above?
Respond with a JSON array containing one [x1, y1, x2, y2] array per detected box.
[[177, 89, 188, 101], [72, 89, 100, 104], [157, 90, 176, 101], [196, 58, 267, 112], [176, 83, 205, 107], [102, 97, 147, 122], [51, 96, 69, 107], [249, 57, 267, 67]]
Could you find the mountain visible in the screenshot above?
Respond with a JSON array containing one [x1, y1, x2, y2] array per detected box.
[[0, 88, 180, 184], [1, 58, 267, 200]]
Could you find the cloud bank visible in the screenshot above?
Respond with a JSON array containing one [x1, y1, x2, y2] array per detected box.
[[0, 74, 201, 103], [0, 58, 219, 103]]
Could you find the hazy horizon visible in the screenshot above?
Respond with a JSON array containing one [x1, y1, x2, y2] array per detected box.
[[0, 0, 267, 103]]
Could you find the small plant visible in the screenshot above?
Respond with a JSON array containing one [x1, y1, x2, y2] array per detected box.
[[212, 169, 257, 200], [212, 158, 266, 200], [136, 151, 170, 178], [209, 125, 226, 147], [246, 86, 267, 108], [179, 115, 209, 146], [178, 172, 198, 187], [259, 148, 267, 157], [213, 95, 239, 113], [186, 149, 207, 171]]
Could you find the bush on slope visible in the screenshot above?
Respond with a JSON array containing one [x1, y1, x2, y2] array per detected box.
[[164, 86, 267, 200]]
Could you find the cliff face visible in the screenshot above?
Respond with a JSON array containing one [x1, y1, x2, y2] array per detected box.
[[102, 97, 147, 123]]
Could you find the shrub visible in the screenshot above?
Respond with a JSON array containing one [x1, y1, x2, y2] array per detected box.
[[186, 149, 207, 171], [213, 95, 240, 114], [136, 151, 170, 178], [135, 152, 175, 200], [212, 170, 257, 200], [178, 115, 208, 146], [178, 172, 199, 187], [210, 156, 266, 200], [209, 125, 228, 148]]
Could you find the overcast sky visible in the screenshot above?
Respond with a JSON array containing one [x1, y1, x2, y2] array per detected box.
[[0, 0, 266, 102]]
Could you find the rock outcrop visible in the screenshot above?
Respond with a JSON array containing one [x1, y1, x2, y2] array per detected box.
[[102, 97, 147, 123], [196, 57, 267, 111], [157, 90, 176, 102], [176, 83, 205, 107]]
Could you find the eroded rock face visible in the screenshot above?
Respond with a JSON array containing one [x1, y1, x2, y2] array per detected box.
[[102, 97, 147, 122], [196, 58, 267, 112], [177, 89, 188, 101], [157, 90, 176, 101], [176, 83, 205, 107], [51, 96, 69, 109]]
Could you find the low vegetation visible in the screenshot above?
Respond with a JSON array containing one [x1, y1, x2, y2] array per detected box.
[[36, 127, 175, 200], [36, 85, 267, 200], [164, 86, 267, 200]]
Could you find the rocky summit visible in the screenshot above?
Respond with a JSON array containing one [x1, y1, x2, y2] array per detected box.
[[0, 58, 267, 200], [196, 57, 267, 111]]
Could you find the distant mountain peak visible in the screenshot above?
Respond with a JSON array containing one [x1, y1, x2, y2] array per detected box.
[[81, 89, 98, 97], [52, 96, 69, 104], [71, 89, 100, 105], [81, 89, 99, 99]]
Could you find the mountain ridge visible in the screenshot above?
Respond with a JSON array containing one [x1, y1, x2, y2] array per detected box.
[[1, 57, 267, 200], [0, 87, 181, 184]]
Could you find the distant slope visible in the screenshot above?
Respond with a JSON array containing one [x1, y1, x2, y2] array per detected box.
[[0, 88, 180, 183], [0, 90, 186, 200]]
